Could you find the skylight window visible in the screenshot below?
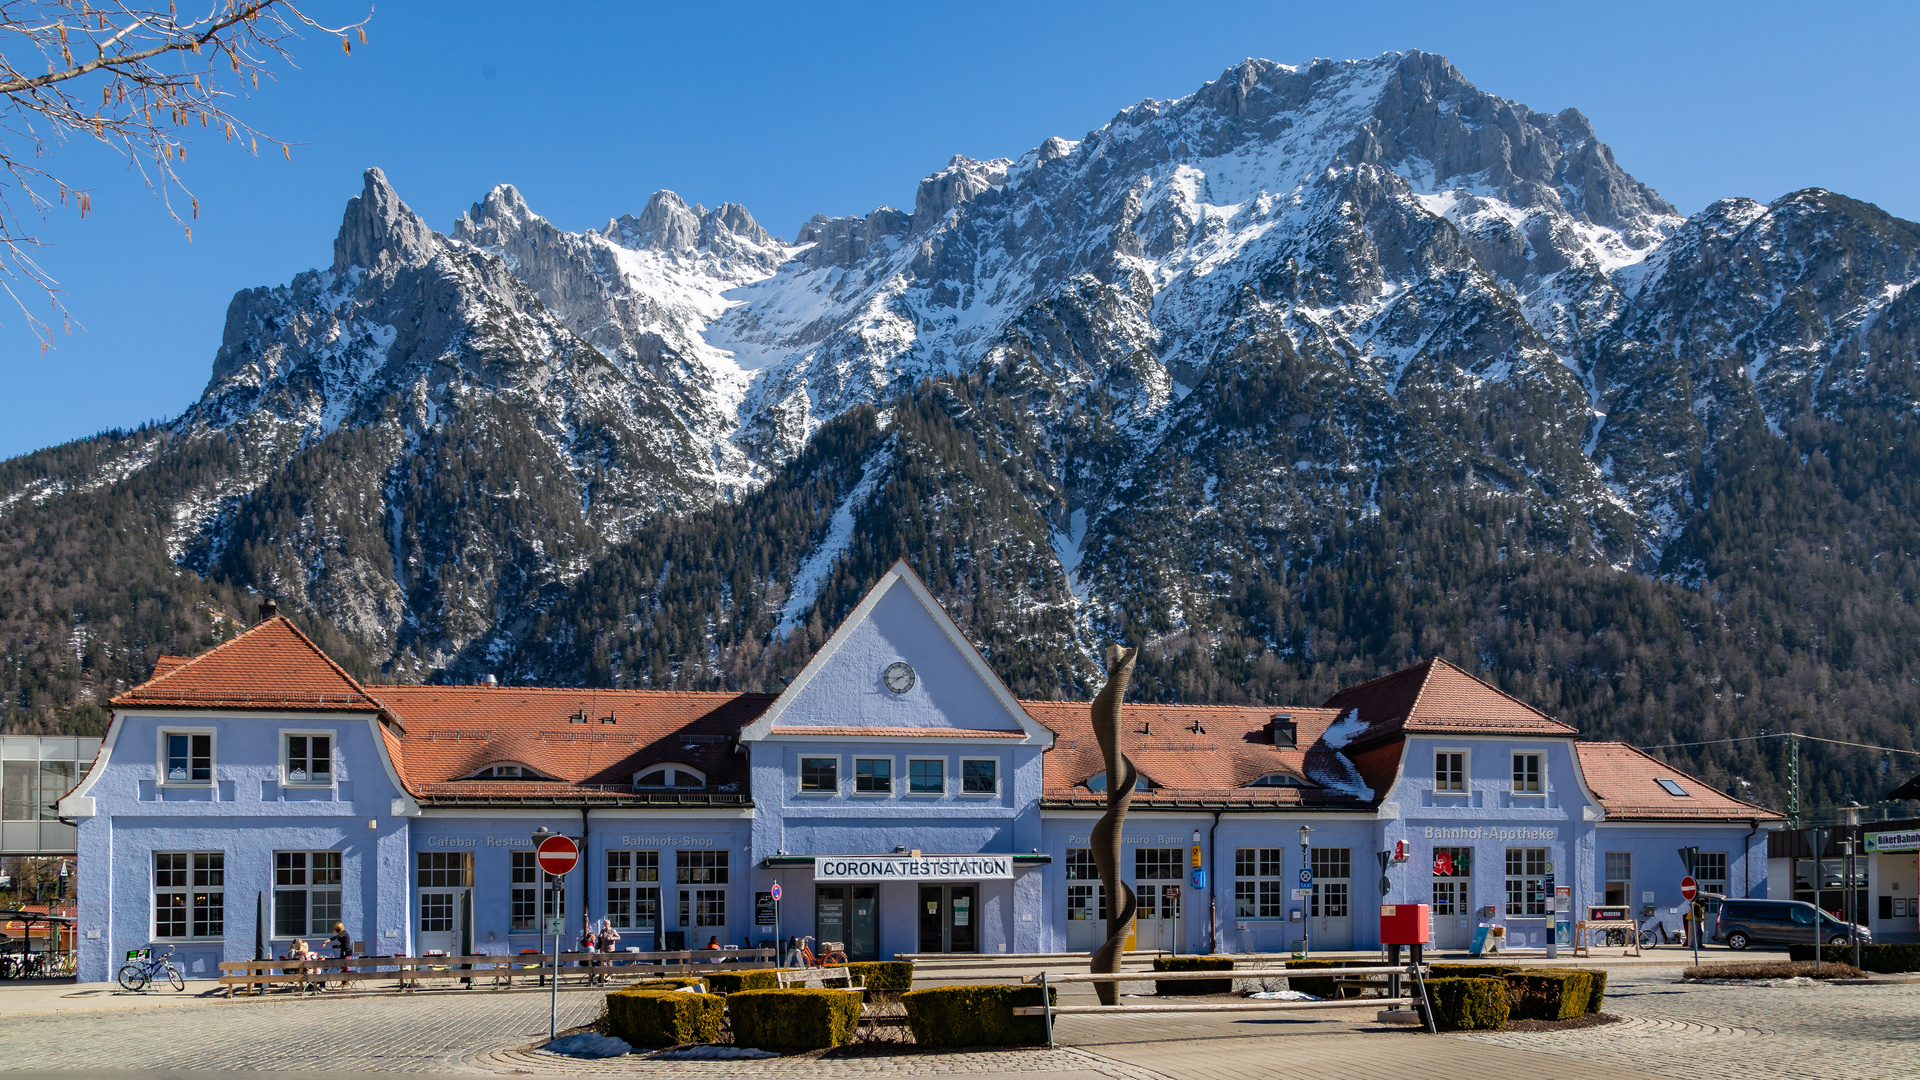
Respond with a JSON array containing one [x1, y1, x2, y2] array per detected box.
[[1656, 778, 1690, 797], [1247, 772, 1313, 788], [1085, 771, 1151, 792]]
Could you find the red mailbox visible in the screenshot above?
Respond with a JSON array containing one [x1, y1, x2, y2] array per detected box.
[[1379, 903, 1430, 945]]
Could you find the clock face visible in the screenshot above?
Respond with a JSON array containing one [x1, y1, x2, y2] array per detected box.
[[883, 661, 916, 694]]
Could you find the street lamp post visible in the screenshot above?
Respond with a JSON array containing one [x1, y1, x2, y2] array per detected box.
[[1845, 803, 1863, 970], [532, 827, 556, 1040], [1298, 825, 1313, 959]]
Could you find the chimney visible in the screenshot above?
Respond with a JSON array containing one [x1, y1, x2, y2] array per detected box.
[[1267, 712, 1296, 748], [482, 674, 499, 686], [258, 598, 279, 622]]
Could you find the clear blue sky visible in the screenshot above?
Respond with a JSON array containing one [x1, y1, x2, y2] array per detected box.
[[2, 0, 1915, 459]]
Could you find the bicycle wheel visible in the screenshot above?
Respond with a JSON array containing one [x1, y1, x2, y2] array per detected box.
[[167, 963, 186, 991], [117, 963, 150, 992], [1638, 929, 1656, 948]]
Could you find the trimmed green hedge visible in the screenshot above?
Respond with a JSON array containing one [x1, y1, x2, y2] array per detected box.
[[604, 989, 724, 1047], [1582, 968, 1607, 1013], [1416, 977, 1510, 1031], [728, 988, 863, 1051], [1787, 943, 1920, 973], [628, 976, 709, 993], [1152, 956, 1235, 995], [1284, 959, 1370, 999], [1430, 963, 1518, 979], [901, 985, 1056, 1048], [702, 969, 787, 994], [832, 961, 914, 992], [1503, 971, 1593, 1021]]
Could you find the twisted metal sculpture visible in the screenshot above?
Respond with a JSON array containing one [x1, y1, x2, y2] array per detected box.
[[1088, 643, 1139, 1006]]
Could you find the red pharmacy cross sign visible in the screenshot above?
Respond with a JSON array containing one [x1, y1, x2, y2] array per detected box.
[[1680, 876, 1698, 901], [536, 835, 580, 877]]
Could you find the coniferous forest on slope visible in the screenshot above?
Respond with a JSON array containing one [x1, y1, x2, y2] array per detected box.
[[5, 369, 1916, 822]]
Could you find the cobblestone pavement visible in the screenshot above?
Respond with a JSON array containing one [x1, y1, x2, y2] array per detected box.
[[1457, 969, 1920, 1080], [1, 966, 1915, 1078], [0, 986, 606, 1072]]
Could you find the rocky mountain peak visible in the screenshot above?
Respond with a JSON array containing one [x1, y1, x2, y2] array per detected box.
[[913, 155, 1012, 229], [332, 167, 438, 274]]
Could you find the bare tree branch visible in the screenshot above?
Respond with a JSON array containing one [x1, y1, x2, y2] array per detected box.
[[0, 1, 372, 347]]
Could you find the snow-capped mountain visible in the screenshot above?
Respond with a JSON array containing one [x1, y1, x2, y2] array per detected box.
[[6, 51, 1920, 812]]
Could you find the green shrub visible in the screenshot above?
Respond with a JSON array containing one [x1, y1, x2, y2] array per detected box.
[[627, 976, 709, 993], [1152, 956, 1235, 995], [1416, 977, 1510, 1031], [728, 988, 863, 1051], [1787, 943, 1920, 973], [901, 985, 1057, 1048], [702, 968, 786, 994], [604, 989, 724, 1047], [1503, 971, 1593, 1021], [1429, 963, 1518, 979], [832, 961, 914, 993], [1583, 968, 1607, 1013], [1284, 959, 1370, 999]]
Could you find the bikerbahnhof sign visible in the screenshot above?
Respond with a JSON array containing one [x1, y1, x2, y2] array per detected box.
[[815, 854, 1014, 881], [1865, 829, 1920, 853]]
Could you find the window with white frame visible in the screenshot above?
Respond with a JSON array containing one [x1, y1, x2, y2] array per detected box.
[[1604, 852, 1632, 907], [1506, 848, 1549, 915], [510, 851, 541, 931], [161, 731, 212, 784], [273, 851, 342, 937], [606, 850, 660, 930], [1235, 847, 1284, 919], [154, 852, 223, 939], [282, 734, 332, 785], [633, 765, 705, 789], [676, 850, 729, 931], [1066, 848, 1104, 921], [1434, 750, 1466, 793], [1511, 753, 1543, 794], [854, 757, 893, 794], [799, 756, 838, 793], [1310, 848, 1351, 918], [1135, 847, 1182, 880], [1694, 852, 1728, 897], [907, 757, 945, 795], [961, 758, 999, 794]]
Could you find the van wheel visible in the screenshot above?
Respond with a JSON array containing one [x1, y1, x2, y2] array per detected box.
[[1828, 934, 1849, 947], [1725, 931, 1750, 950]]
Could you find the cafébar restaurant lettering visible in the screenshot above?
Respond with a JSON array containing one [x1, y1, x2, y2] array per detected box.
[[815, 855, 1015, 881]]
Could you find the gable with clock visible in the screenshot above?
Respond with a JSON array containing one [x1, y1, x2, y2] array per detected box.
[[737, 560, 1051, 742]]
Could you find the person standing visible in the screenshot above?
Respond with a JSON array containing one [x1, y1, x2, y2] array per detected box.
[[327, 922, 353, 990]]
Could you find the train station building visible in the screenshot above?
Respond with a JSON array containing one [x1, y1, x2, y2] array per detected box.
[[61, 561, 1783, 981]]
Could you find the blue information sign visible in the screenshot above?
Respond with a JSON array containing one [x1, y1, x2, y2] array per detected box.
[[1297, 868, 1313, 886]]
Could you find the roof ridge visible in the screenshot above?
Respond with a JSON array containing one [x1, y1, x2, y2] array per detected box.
[[121, 615, 376, 707], [375, 685, 776, 698], [1579, 741, 1781, 816], [1323, 656, 1437, 704], [1419, 656, 1571, 729], [1019, 700, 1330, 712]]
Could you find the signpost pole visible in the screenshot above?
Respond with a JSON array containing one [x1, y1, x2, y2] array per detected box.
[[549, 873, 559, 1040]]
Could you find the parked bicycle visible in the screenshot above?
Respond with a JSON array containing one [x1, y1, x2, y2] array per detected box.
[[1638, 918, 1685, 948], [783, 935, 848, 968], [117, 947, 186, 992]]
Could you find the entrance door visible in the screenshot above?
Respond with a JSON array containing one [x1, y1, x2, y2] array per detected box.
[[917, 884, 978, 953], [815, 886, 879, 962], [1137, 885, 1182, 952], [1430, 846, 1473, 950], [1066, 882, 1104, 952], [415, 851, 472, 955], [1310, 848, 1353, 950], [919, 886, 944, 953]]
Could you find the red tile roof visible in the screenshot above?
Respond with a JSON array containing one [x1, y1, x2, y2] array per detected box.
[[374, 685, 771, 802], [111, 617, 382, 712], [1575, 743, 1783, 821], [1319, 657, 1577, 742], [768, 726, 1027, 739], [1023, 701, 1372, 808]]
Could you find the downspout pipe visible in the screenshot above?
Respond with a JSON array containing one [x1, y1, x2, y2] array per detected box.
[[1745, 819, 1759, 898], [1207, 810, 1222, 954]]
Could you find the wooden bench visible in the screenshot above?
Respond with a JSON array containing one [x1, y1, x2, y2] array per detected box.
[[217, 948, 777, 996], [776, 967, 865, 990]]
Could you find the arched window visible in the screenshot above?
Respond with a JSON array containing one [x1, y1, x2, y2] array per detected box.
[[1083, 771, 1151, 792], [462, 762, 550, 781], [633, 763, 707, 790], [1246, 772, 1315, 788]]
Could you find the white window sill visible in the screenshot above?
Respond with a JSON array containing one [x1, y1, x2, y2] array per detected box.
[[959, 791, 999, 797]]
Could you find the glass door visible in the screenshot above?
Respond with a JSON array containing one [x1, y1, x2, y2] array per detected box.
[[817, 886, 847, 954], [948, 886, 976, 953], [918, 886, 944, 952], [848, 886, 878, 962]]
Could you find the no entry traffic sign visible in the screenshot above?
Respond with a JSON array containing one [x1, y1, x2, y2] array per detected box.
[[1680, 876, 1698, 901], [537, 834, 580, 876]]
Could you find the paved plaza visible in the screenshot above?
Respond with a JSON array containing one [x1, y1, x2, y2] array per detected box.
[[0, 963, 1915, 1079]]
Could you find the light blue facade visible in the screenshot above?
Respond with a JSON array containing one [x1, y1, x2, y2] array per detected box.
[[65, 568, 1775, 976], [66, 708, 413, 982]]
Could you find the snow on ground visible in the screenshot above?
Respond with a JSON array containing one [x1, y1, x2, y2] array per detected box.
[[774, 439, 896, 638]]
